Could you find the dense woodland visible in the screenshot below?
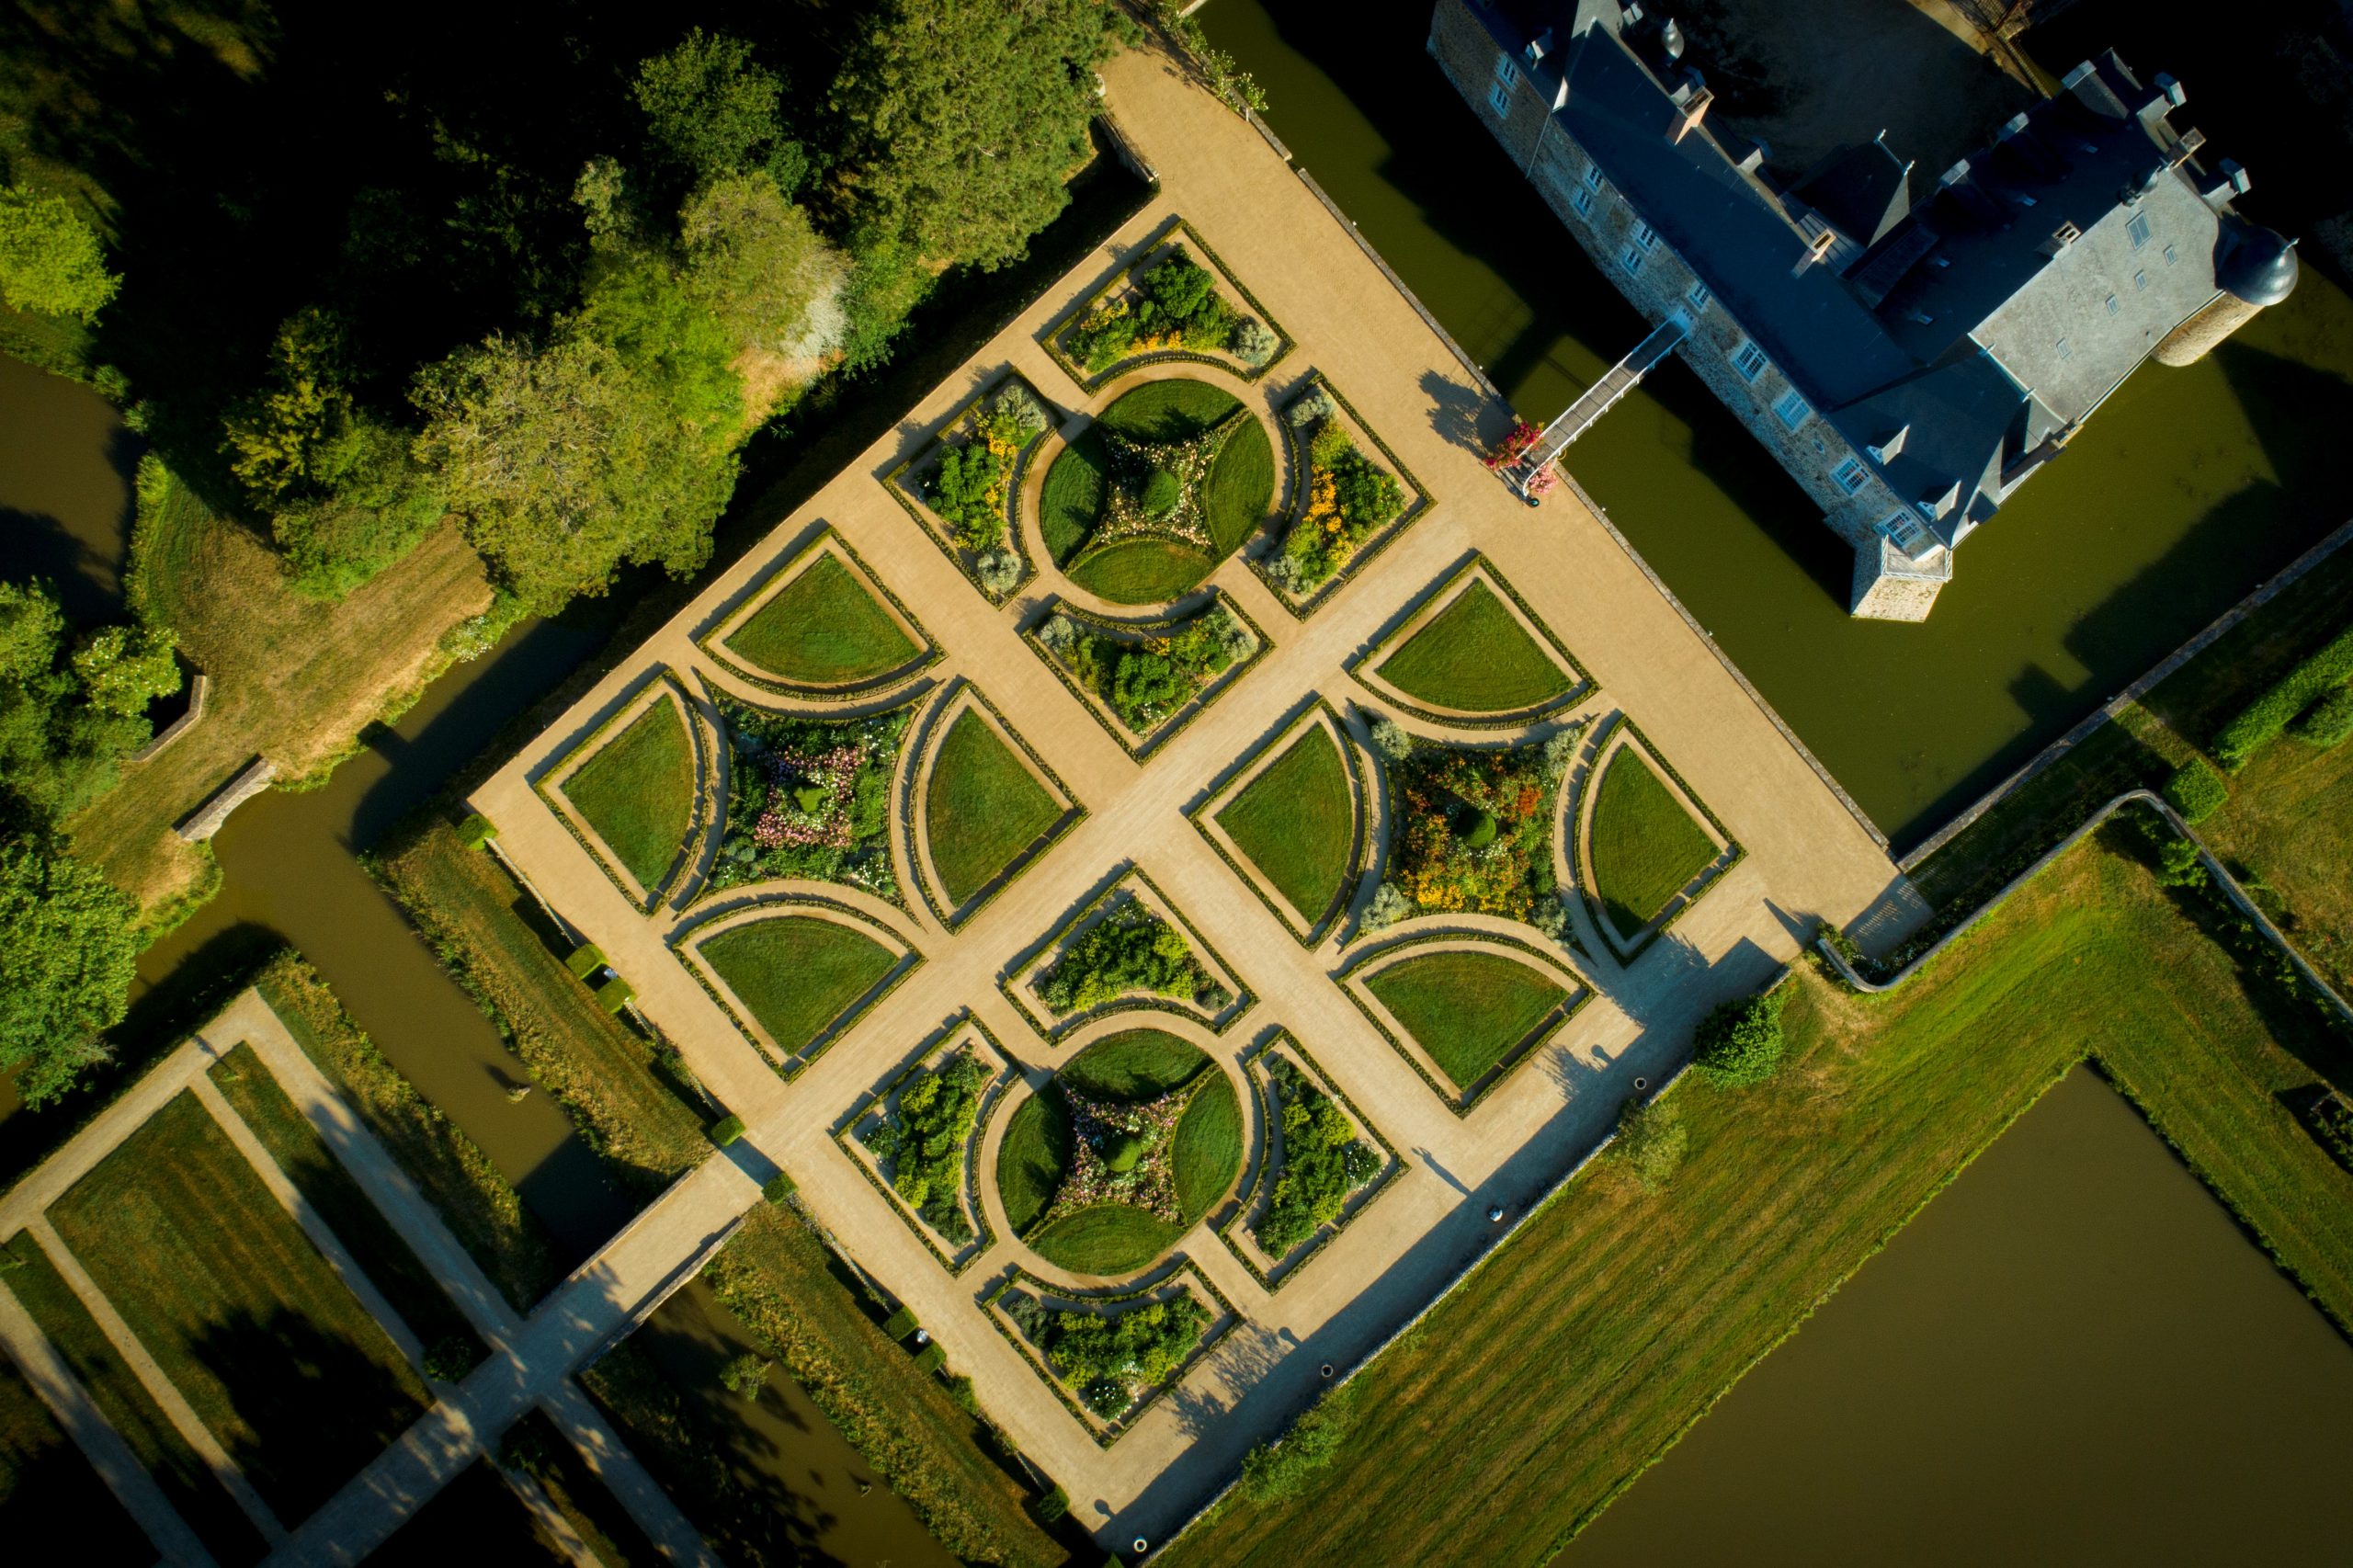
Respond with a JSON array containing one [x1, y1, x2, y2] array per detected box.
[[0, 0, 1133, 1105]]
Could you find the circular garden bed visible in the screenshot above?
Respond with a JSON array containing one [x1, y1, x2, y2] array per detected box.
[[995, 1028, 1242, 1276], [1040, 380, 1273, 606]]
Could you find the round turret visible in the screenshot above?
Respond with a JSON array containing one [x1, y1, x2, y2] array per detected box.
[[2218, 222, 2298, 306]]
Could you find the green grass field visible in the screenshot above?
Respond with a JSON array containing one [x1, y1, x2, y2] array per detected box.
[[1375, 580, 1573, 715], [995, 1090, 1075, 1237], [1067, 537, 1218, 604], [722, 552, 919, 687], [257, 953, 558, 1312], [207, 1043, 484, 1373], [560, 697, 695, 893], [2200, 721, 2353, 999], [1097, 379, 1237, 440], [1204, 416, 1274, 556], [47, 1091, 432, 1523], [372, 815, 712, 1192], [1366, 950, 1568, 1090], [925, 709, 1065, 910], [0, 1349, 154, 1565], [1588, 746, 1719, 937], [700, 915, 900, 1058], [1041, 428, 1109, 565], [1173, 1076, 1245, 1217], [1050, 381, 1259, 603], [1171, 832, 2353, 1566], [0, 1230, 264, 1563], [1215, 725, 1354, 928]]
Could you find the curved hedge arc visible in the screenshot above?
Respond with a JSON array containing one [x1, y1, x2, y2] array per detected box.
[[675, 896, 919, 1076], [1338, 929, 1591, 1116], [533, 668, 712, 914], [699, 527, 937, 701]]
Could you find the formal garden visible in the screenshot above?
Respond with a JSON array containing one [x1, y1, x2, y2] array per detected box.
[[704, 530, 930, 697], [1031, 594, 1261, 753], [890, 374, 1057, 602], [1258, 376, 1420, 609], [994, 1028, 1243, 1277], [705, 695, 910, 905], [1039, 377, 1275, 605], [1006, 873, 1245, 1041], [1049, 225, 1288, 388], [1580, 721, 1736, 952], [543, 678, 704, 908], [1358, 558, 1591, 723], [844, 1020, 1009, 1270], [1347, 937, 1585, 1108], [1241, 1043, 1391, 1274], [994, 1274, 1221, 1428], [1370, 722, 1577, 939], [688, 907, 910, 1069], [1197, 703, 1364, 944], [915, 693, 1078, 924]]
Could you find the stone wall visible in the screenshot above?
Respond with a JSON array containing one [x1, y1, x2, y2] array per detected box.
[[1428, 0, 1948, 618]]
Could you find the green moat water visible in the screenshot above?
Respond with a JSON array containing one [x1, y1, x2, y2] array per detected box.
[[1204, 0, 2353, 848]]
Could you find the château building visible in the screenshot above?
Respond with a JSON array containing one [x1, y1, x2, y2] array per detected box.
[[1431, 0, 2300, 619]]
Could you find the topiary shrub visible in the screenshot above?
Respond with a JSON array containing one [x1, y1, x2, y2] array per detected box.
[[1141, 467, 1182, 517], [563, 942, 607, 981], [2212, 623, 2353, 767], [2293, 684, 2353, 747], [1368, 714, 1412, 761], [1692, 983, 1789, 1087], [708, 1114, 745, 1146], [2163, 757, 2229, 824], [457, 812, 497, 849], [595, 974, 635, 1013], [883, 1305, 920, 1340], [762, 1170, 797, 1203], [1030, 1484, 1070, 1526], [913, 1341, 948, 1375]]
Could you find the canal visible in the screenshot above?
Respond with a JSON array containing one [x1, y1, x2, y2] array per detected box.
[[1563, 1068, 2353, 1564], [1202, 0, 2353, 848]]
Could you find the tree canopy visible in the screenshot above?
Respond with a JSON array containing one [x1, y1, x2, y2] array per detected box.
[[633, 28, 803, 197], [0, 185, 119, 321], [0, 579, 176, 824], [0, 833, 136, 1107]]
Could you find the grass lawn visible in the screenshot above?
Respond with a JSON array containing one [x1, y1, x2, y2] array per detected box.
[[1097, 380, 1237, 440], [1204, 416, 1274, 557], [1040, 428, 1109, 565], [559, 696, 696, 894], [47, 1090, 432, 1523], [369, 1460, 567, 1566], [0, 1349, 154, 1565], [1170, 832, 2353, 1566], [2203, 734, 2353, 997], [1215, 725, 1354, 928], [1173, 1076, 1245, 1216], [64, 461, 494, 919], [926, 710, 1064, 910], [372, 814, 712, 1191], [1375, 580, 1572, 715], [697, 1204, 1068, 1566], [723, 552, 918, 687], [0, 1230, 264, 1563], [700, 915, 900, 1058], [1051, 381, 1257, 604], [1062, 1028, 1208, 1099], [257, 952, 558, 1312], [1588, 746, 1718, 936], [1067, 537, 1217, 604], [1366, 950, 1568, 1089], [997, 1091, 1075, 1236], [207, 1043, 484, 1373]]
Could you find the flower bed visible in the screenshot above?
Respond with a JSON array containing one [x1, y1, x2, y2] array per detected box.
[[858, 1045, 990, 1247], [706, 697, 910, 905], [1371, 729, 1575, 939], [1036, 903, 1226, 1019], [1251, 1053, 1383, 1260], [1046, 219, 1291, 389], [1261, 378, 1414, 605], [886, 373, 1055, 602], [1035, 597, 1256, 745], [1000, 1278, 1211, 1425]]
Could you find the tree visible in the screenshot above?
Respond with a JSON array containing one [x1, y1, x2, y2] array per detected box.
[[677, 171, 847, 362], [1692, 983, 1790, 1087], [0, 580, 163, 823], [634, 30, 803, 196], [1240, 1383, 1358, 1502], [718, 1351, 771, 1400], [71, 623, 178, 716], [1610, 1091, 1688, 1190], [0, 834, 136, 1107], [0, 186, 119, 322]]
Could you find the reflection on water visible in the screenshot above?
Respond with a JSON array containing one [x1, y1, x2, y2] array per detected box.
[[0, 353, 142, 625], [1565, 1070, 2353, 1565], [1203, 0, 2353, 846]]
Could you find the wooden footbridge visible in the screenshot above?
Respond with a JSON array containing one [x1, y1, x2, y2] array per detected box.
[[1501, 314, 1688, 499]]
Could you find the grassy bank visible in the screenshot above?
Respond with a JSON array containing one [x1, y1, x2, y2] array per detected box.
[[254, 951, 559, 1312], [1170, 831, 2353, 1565], [369, 815, 712, 1192], [2201, 734, 2353, 997]]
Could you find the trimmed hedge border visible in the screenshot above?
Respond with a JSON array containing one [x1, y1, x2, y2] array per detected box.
[[1245, 369, 1435, 621], [1022, 588, 1273, 760], [696, 525, 942, 702], [1336, 927, 1593, 1118], [1574, 710, 1745, 963], [672, 892, 923, 1080], [880, 367, 1062, 608], [977, 1257, 1240, 1448], [998, 865, 1256, 1043], [1347, 552, 1597, 730], [901, 678, 1088, 932], [1040, 213, 1296, 393], [531, 668, 712, 915], [1186, 699, 1369, 948], [1212, 1031, 1405, 1292], [828, 1010, 1017, 1277], [2214, 619, 2353, 767]]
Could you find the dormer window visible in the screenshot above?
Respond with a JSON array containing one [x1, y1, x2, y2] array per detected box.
[[1620, 241, 1647, 276], [1572, 186, 1595, 218], [2128, 211, 2153, 249], [1584, 161, 1605, 191], [1487, 80, 1512, 117]]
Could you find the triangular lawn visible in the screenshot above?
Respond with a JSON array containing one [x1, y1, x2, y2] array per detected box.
[[1589, 746, 1718, 937], [724, 552, 919, 687], [1376, 578, 1573, 715], [559, 696, 694, 893], [700, 915, 899, 1056], [1366, 949, 1567, 1089], [1214, 723, 1353, 927], [926, 709, 1064, 910]]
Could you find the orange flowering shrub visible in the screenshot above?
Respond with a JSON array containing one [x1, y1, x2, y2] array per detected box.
[[1387, 743, 1557, 923]]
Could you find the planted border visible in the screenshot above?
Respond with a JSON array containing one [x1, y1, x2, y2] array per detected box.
[[1572, 711, 1745, 962], [1246, 370, 1433, 620], [904, 679, 1086, 931], [1348, 554, 1597, 730], [1188, 699, 1369, 947], [532, 669, 712, 914], [697, 527, 938, 701], [1041, 213, 1295, 392], [1337, 928, 1592, 1117], [830, 1011, 1018, 1276], [1023, 589, 1271, 760], [675, 894, 921, 1077], [881, 368, 1060, 607], [978, 1258, 1239, 1447], [999, 867, 1256, 1043], [1213, 1031, 1404, 1291]]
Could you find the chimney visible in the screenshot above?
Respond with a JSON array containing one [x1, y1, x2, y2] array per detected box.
[[2155, 72, 2186, 108], [1671, 84, 1713, 143]]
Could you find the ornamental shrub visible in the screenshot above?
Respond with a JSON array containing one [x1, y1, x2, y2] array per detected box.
[[1360, 881, 1410, 933], [1254, 1060, 1380, 1258], [2163, 757, 2229, 824], [2293, 684, 2353, 747], [1240, 1382, 1358, 1502], [457, 812, 498, 849], [1030, 1484, 1070, 1526], [883, 1305, 920, 1340], [860, 1048, 988, 1243], [1035, 905, 1210, 1015], [1368, 714, 1412, 760], [1692, 983, 1788, 1087], [1231, 317, 1276, 366], [709, 1114, 746, 1145], [563, 942, 606, 980], [762, 1170, 797, 1203], [913, 1342, 947, 1375], [975, 548, 1021, 596], [596, 975, 636, 1013], [1042, 1295, 1208, 1418], [1541, 726, 1582, 781], [1144, 248, 1216, 322], [2211, 622, 2353, 767], [1610, 1091, 1688, 1191], [1287, 385, 1336, 429]]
